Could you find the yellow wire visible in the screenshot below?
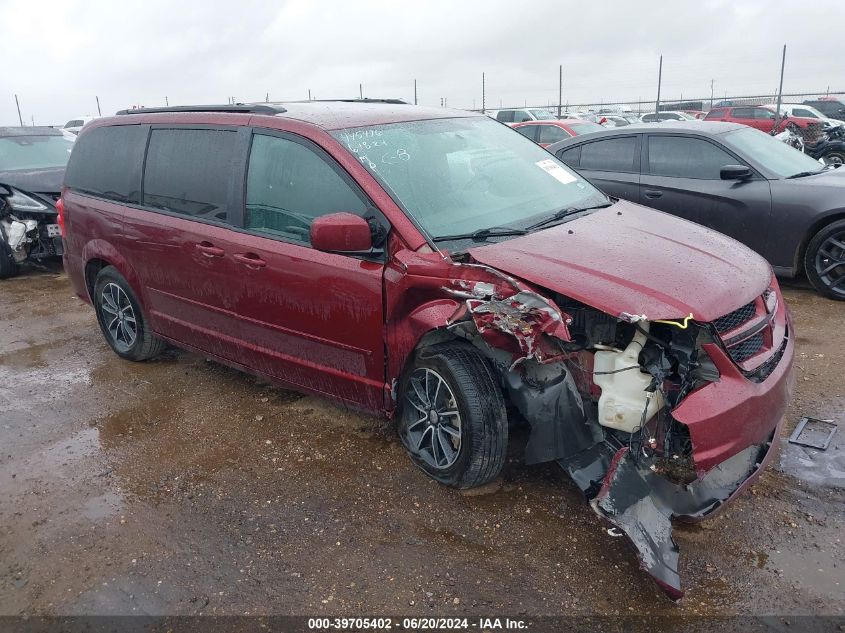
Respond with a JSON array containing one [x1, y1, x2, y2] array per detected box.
[[653, 313, 695, 329]]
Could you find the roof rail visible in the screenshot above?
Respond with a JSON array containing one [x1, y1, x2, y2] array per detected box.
[[283, 98, 409, 105], [115, 104, 286, 116]]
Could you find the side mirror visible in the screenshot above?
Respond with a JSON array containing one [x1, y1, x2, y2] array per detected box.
[[720, 165, 752, 180], [310, 212, 373, 253]]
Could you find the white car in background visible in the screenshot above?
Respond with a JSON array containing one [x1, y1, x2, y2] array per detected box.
[[491, 108, 559, 123], [61, 116, 97, 135], [773, 103, 843, 130]]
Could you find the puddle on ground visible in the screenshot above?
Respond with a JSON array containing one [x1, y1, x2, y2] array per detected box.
[[81, 490, 125, 521], [779, 415, 845, 490]]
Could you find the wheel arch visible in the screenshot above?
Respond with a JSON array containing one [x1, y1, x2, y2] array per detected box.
[[81, 239, 146, 306], [386, 298, 466, 414], [795, 208, 845, 274]]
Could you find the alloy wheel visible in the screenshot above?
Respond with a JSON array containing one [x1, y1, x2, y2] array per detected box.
[[100, 283, 137, 352], [815, 231, 845, 298], [402, 368, 462, 470]]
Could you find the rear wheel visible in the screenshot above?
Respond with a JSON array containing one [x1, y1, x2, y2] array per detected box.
[[398, 342, 507, 489], [93, 266, 167, 360], [804, 219, 845, 300], [0, 239, 19, 279]]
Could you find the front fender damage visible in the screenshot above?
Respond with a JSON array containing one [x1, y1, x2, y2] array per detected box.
[[439, 263, 780, 600]]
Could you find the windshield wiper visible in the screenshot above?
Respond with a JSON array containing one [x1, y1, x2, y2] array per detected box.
[[786, 169, 824, 179], [526, 202, 613, 231], [432, 226, 528, 243]]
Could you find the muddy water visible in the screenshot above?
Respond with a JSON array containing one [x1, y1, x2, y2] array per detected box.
[[0, 270, 843, 618]]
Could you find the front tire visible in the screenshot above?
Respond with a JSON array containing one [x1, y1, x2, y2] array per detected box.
[[398, 342, 507, 489], [0, 239, 19, 279], [804, 219, 845, 300], [93, 266, 167, 360]]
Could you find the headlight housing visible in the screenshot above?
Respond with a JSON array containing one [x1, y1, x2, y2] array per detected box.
[[6, 188, 49, 212]]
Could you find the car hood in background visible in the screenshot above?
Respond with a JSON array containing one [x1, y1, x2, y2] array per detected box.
[[0, 167, 65, 195], [468, 200, 771, 322]]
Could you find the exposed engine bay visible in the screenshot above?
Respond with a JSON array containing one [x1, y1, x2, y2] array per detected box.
[[441, 263, 784, 599], [0, 184, 63, 278]]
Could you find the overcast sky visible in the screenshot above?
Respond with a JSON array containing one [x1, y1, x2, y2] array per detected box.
[[3, 0, 845, 125]]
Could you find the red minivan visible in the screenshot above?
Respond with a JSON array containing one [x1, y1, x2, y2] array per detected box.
[[61, 102, 793, 599]]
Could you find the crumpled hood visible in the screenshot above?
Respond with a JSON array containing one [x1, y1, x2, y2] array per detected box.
[[468, 200, 771, 323]]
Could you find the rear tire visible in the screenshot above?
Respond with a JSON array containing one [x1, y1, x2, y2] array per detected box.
[[93, 266, 167, 360], [398, 342, 507, 489], [0, 239, 19, 279], [804, 219, 845, 300]]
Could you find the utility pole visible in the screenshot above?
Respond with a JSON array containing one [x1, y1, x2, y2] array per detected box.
[[414, 79, 417, 105], [482, 72, 486, 114], [359, 83, 363, 99], [710, 79, 714, 109], [308, 89, 311, 101], [165, 96, 169, 106], [14, 94, 23, 125], [96, 95, 102, 115], [265, 93, 269, 102], [774, 44, 786, 131], [655, 55, 663, 114], [558, 64, 563, 118]]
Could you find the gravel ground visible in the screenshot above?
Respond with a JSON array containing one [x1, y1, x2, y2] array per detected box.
[[0, 265, 843, 623]]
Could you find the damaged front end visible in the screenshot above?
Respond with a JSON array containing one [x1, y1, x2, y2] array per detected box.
[[0, 183, 63, 277], [443, 267, 792, 600]]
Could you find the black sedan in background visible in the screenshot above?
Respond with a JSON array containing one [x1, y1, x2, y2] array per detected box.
[[548, 122, 845, 299]]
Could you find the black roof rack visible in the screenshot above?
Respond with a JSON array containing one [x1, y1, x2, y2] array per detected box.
[[283, 98, 409, 105], [115, 104, 286, 116]]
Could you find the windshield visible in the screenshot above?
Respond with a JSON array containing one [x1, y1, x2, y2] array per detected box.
[[724, 127, 824, 178], [0, 135, 74, 171], [529, 109, 557, 120], [332, 117, 607, 241]]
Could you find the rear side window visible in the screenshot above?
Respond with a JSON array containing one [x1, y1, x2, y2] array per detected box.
[[65, 125, 147, 203], [705, 108, 727, 119], [731, 107, 755, 118], [648, 136, 738, 179], [496, 111, 514, 123], [245, 134, 367, 244], [513, 111, 533, 123], [753, 107, 775, 120], [792, 107, 817, 118], [579, 137, 637, 172], [515, 125, 538, 141], [142, 128, 237, 223], [65, 120, 83, 128], [538, 125, 568, 144], [556, 145, 581, 168]]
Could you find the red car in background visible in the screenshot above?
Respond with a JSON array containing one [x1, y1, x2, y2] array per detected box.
[[704, 104, 821, 134], [511, 119, 604, 147]]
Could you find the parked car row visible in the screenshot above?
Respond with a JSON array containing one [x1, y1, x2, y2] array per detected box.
[[546, 121, 845, 299]]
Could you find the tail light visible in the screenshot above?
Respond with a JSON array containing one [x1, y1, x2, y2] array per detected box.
[[56, 196, 65, 236]]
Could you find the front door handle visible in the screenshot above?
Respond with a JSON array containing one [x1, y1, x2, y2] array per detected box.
[[196, 242, 224, 257], [233, 253, 267, 268], [644, 189, 663, 199]]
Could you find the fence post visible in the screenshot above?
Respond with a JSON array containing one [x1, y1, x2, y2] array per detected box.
[[558, 65, 562, 118], [655, 55, 663, 113], [14, 94, 23, 126], [774, 44, 786, 131]]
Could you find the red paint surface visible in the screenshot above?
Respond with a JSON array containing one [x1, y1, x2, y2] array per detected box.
[[468, 201, 772, 322]]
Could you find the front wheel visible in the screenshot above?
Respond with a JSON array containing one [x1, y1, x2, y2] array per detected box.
[[804, 219, 845, 300], [398, 342, 507, 489], [823, 150, 845, 166]]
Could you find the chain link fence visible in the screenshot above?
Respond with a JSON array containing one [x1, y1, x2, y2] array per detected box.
[[484, 91, 845, 116]]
